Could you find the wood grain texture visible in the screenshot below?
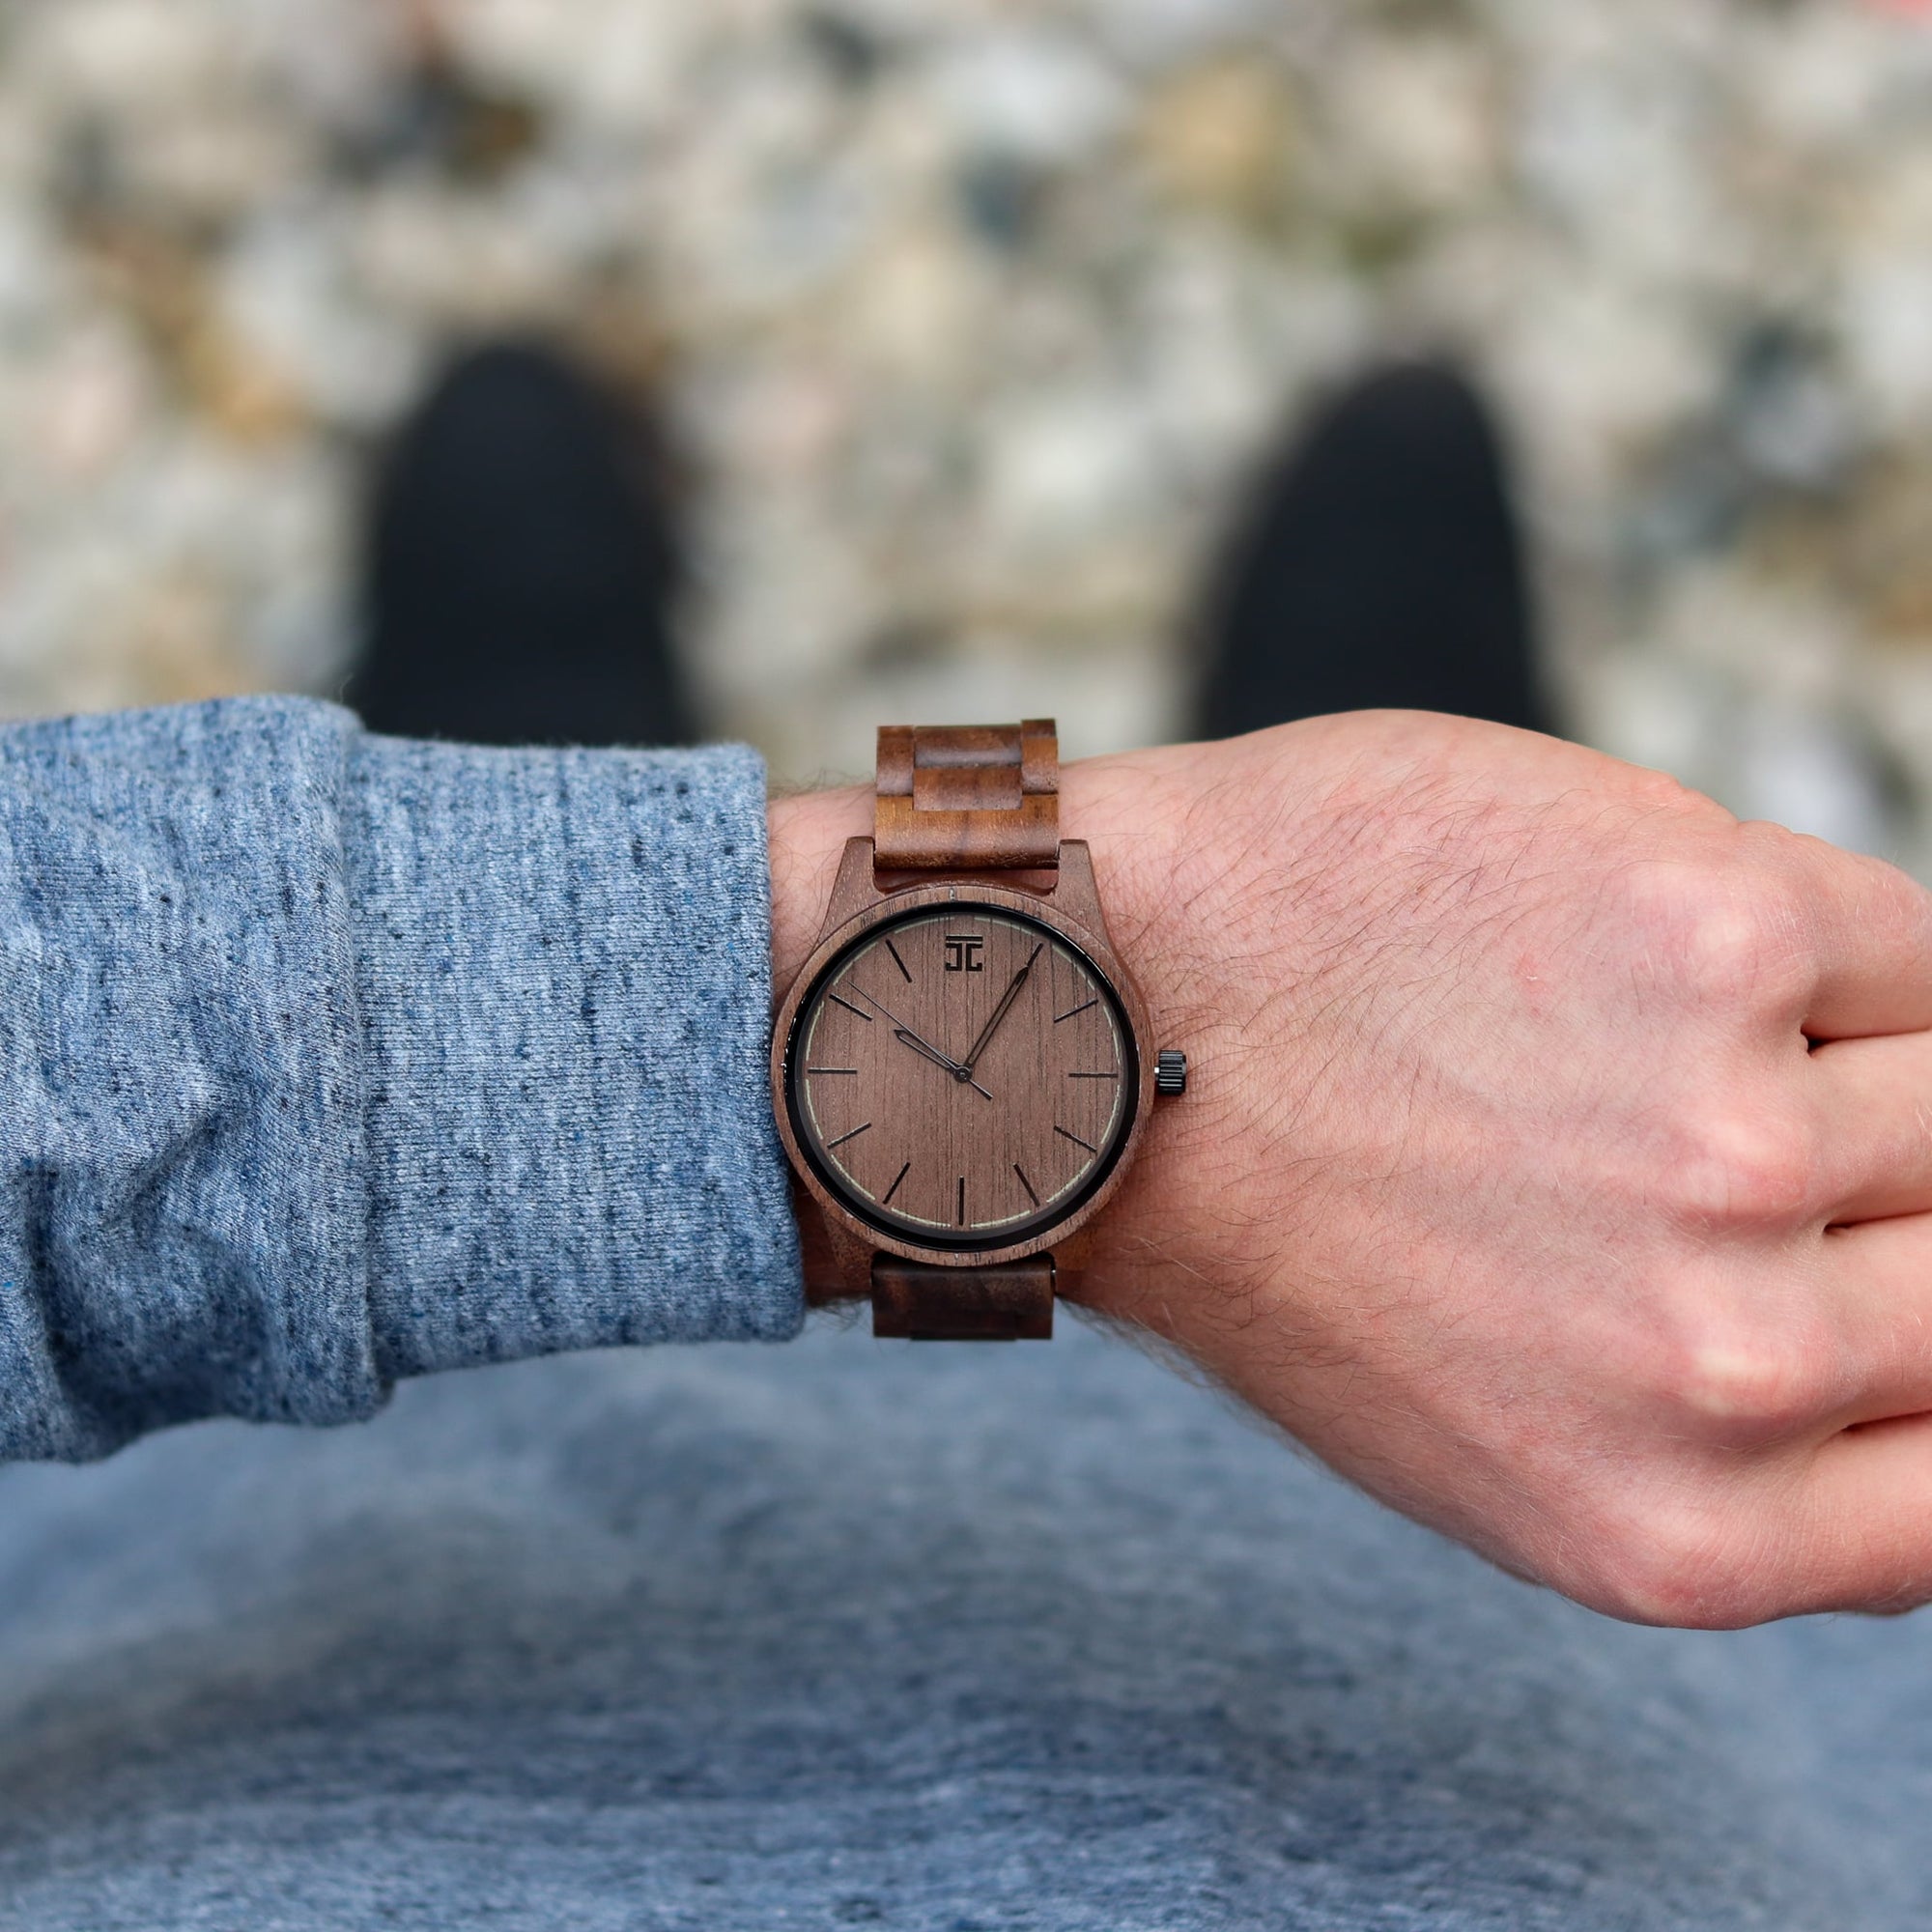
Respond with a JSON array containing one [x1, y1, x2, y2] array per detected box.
[[913, 724, 1023, 767], [876, 725, 917, 796], [873, 721, 1059, 872], [912, 761, 1023, 813], [871, 1255, 1055, 1340], [873, 793, 1058, 870], [1019, 721, 1058, 795]]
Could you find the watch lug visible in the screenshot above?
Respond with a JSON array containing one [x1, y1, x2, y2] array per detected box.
[[818, 838, 886, 939], [1050, 1229, 1093, 1302], [1052, 840, 1110, 938], [794, 1185, 876, 1304]]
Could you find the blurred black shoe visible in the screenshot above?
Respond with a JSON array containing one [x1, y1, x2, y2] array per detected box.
[[345, 338, 697, 748], [1196, 361, 1551, 739]]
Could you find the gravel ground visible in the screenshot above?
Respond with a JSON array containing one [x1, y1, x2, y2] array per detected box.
[[2, 0, 1931, 856]]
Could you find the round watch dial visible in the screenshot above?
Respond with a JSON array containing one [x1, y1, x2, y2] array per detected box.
[[786, 906, 1137, 1247]]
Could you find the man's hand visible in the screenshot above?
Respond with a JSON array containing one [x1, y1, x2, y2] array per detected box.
[[771, 713, 1932, 1629]]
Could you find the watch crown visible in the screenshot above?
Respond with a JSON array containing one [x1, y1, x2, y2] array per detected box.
[[1155, 1050, 1188, 1097]]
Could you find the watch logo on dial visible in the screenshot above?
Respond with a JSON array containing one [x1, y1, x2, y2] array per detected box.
[[943, 934, 985, 974]]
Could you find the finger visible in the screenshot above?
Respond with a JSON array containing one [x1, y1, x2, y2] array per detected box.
[[1813, 1215, 1932, 1429], [1785, 1412, 1932, 1616], [1808, 1031, 1932, 1222], [1776, 833, 1932, 1039]]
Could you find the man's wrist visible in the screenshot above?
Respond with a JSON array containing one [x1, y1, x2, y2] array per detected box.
[[768, 781, 871, 1008]]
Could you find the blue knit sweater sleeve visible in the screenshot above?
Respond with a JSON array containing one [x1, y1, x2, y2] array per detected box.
[[0, 696, 803, 1463]]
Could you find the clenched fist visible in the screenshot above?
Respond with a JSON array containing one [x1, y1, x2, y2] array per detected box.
[[771, 712, 1932, 1629]]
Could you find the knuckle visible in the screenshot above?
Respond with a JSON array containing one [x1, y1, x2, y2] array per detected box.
[[1661, 1100, 1818, 1230], [1626, 863, 1811, 1012], [1577, 1495, 1777, 1630], [1683, 899, 1807, 1008], [1650, 1313, 1830, 1438], [1677, 901, 1766, 1001]]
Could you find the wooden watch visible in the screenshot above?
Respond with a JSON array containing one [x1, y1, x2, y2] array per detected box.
[[771, 720, 1186, 1341]]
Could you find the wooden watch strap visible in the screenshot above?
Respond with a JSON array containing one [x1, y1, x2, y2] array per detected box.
[[871, 1255, 1056, 1341], [863, 721, 1065, 1340], [874, 720, 1059, 873]]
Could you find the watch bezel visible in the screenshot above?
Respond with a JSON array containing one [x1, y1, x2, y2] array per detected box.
[[771, 876, 1156, 1270]]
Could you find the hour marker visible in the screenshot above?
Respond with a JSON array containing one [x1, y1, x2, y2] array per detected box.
[[1055, 1124, 1099, 1154], [882, 1161, 911, 1207], [809, 1067, 859, 1076], [957, 1176, 967, 1226], [1067, 1071, 1119, 1080], [885, 939, 913, 983], [1013, 1164, 1040, 1208], [1055, 998, 1098, 1025], [829, 993, 873, 1023], [826, 1122, 872, 1151]]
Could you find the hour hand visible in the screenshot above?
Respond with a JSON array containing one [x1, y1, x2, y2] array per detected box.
[[894, 1028, 994, 1101]]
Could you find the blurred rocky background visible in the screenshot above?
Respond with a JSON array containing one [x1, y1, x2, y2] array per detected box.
[[3, 0, 1932, 860]]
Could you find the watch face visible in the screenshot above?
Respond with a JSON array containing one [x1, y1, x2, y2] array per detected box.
[[786, 904, 1139, 1249]]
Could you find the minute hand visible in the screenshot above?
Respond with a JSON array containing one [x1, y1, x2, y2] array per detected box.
[[960, 943, 1044, 1076]]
